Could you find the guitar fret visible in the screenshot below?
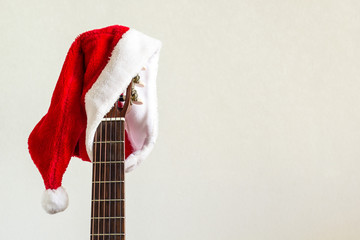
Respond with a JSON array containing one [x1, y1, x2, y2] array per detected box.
[[93, 161, 124, 164], [93, 180, 124, 183], [92, 199, 124, 202], [93, 140, 124, 143], [91, 233, 125, 236], [92, 216, 125, 219]]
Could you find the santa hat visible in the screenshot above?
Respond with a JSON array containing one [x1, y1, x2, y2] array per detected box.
[[28, 25, 162, 214]]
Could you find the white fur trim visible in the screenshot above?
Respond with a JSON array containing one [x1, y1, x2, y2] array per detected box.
[[84, 28, 162, 172], [42, 186, 69, 214]]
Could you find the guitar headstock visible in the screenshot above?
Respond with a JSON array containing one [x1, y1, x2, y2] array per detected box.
[[104, 74, 145, 118]]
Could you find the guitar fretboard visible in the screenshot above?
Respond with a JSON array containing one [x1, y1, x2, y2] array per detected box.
[[91, 115, 125, 240]]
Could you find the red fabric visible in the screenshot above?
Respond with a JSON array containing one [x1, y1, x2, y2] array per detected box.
[[28, 25, 133, 190]]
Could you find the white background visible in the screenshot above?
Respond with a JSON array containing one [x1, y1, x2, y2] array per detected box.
[[1, 0, 360, 239]]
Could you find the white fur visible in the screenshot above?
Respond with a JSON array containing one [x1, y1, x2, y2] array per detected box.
[[84, 28, 162, 171], [42, 186, 69, 214]]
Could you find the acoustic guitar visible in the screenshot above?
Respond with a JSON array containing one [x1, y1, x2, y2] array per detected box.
[[90, 75, 143, 240]]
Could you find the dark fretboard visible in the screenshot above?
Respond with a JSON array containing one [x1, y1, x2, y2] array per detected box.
[[90, 113, 126, 240]]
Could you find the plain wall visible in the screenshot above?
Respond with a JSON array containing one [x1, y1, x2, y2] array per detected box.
[[1, 0, 360, 239]]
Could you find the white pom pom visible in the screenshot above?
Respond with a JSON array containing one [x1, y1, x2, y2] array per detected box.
[[41, 186, 69, 214]]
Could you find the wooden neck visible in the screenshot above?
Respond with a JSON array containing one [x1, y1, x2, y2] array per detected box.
[[90, 109, 126, 240]]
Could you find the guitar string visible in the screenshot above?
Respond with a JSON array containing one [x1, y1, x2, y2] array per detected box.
[[114, 103, 119, 235], [98, 120, 103, 237], [105, 104, 112, 236], [104, 111, 108, 237], [91, 128, 97, 240], [120, 109, 124, 235], [113, 102, 119, 233], [119, 96, 124, 235], [119, 98, 124, 235], [109, 104, 114, 236]]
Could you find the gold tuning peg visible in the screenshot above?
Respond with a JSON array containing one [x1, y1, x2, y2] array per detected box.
[[130, 88, 143, 105], [132, 75, 140, 83], [132, 99, 143, 105], [135, 81, 145, 87], [132, 74, 145, 87]]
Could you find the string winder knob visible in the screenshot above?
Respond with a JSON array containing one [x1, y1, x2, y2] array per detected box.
[[131, 74, 143, 105], [132, 74, 145, 87]]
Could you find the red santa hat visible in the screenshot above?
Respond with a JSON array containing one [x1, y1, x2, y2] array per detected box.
[[28, 25, 162, 214]]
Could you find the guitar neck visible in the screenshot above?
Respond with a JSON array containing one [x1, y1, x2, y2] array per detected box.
[[90, 114, 126, 240]]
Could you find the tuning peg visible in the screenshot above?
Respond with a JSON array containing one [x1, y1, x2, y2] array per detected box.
[[130, 88, 143, 105], [132, 74, 145, 87], [133, 75, 140, 82], [135, 82, 145, 87], [132, 99, 143, 105]]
